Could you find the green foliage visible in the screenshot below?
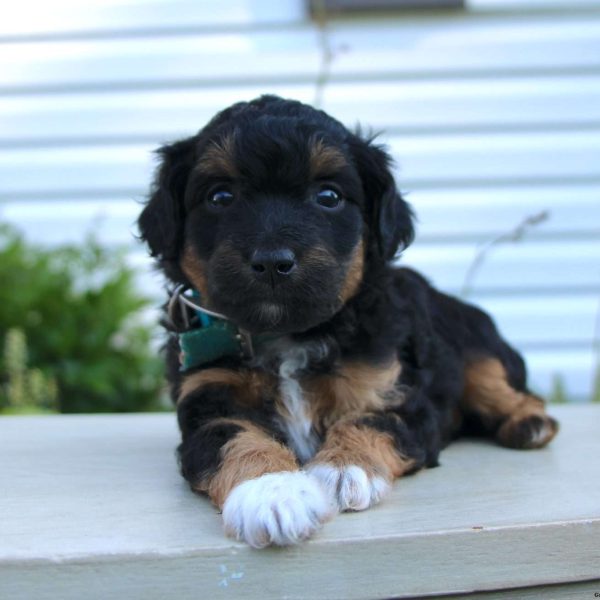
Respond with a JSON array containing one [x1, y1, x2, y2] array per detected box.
[[591, 366, 600, 404], [0, 328, 58, 414], [548, 373, 568, 404], [548, 370, 600, 404], [0, 223, 165, 413]]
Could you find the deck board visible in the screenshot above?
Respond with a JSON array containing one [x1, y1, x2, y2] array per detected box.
[[0, 405, 598, 599]]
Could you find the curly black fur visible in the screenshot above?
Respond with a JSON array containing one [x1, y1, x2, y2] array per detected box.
[[139, 95, 556, 503]]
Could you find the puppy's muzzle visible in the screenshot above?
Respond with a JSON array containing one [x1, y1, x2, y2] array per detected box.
[[250, 248, 297, 281]]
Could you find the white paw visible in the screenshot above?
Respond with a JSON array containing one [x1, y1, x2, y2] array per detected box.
[[306, 464, 391, 512], [222, 471, 336, 548]]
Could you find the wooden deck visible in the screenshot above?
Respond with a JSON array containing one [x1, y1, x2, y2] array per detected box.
[[0, 404, 598, 599]]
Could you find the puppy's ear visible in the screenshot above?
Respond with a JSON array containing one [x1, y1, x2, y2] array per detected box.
[[138, 137, 196, 261], [350, 136, 414, 261]]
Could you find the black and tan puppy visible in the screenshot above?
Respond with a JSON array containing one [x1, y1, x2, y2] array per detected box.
[[139, 95, 558, 548]]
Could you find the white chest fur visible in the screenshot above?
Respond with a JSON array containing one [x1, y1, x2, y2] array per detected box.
[[277, 346, 320, 463]]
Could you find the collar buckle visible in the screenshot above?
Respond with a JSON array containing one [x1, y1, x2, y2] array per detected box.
[[235, 330, 254, 359], [167, 285, 255, 360]]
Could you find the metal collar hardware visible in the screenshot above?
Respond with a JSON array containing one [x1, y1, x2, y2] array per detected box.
[[167, 284, 255, 360]]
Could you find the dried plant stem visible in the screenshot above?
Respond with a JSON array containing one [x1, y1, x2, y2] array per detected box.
[[312, 0, 333, 108], [461, 210, 550, 298], [312, 0, 349, 108]]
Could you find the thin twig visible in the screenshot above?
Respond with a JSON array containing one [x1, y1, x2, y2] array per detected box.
[[312, 0, 348, 108], [461, 210, 550, 298], [313, 1, 332, 108]]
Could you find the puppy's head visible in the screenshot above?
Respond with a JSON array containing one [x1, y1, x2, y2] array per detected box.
[[139, 95, 413, 334]]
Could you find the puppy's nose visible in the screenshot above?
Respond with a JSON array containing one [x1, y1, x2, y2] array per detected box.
[[250, 248, 297, 279]]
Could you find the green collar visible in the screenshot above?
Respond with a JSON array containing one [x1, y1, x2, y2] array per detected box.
[[168, 285, 275, 371], [179, 321, 244, 371]]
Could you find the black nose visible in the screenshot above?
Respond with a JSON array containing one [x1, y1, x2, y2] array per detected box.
[[251, 248, 297, 279]]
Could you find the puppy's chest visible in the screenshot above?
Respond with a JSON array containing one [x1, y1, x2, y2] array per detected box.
[[261, 342, 403, 463], [257, 340, 330, 463], [275, 348, 320, 463]]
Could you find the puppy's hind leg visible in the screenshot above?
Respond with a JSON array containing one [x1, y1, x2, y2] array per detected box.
[[462, 358, 558, 449]]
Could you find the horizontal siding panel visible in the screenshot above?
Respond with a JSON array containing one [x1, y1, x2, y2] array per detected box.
[[3, 0, 599, 41], [466, 294, 597, 347], [329, 18, 600, 76], [412, 184, 600, 238], [0, 145, 154, 197], [2, 16, 600, 94], [3, 76, 600, 144], [3, 131, 600, 197], [469, 0, 600, 10], [0, 33, 324, 92], [327, 77, 600, 132], [404, 239, 600, 292], [0, 0, 304, 38], [385, 131, 600, 186]]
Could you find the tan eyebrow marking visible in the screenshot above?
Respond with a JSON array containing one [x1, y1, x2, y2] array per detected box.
[[196, 134, 238, 178], [309, 138, 347, 179]]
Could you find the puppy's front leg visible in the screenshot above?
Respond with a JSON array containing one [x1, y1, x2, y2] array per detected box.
[[212, 422, 335, 547], [177, 384, 334, 548], [306, 417, 419, 512]]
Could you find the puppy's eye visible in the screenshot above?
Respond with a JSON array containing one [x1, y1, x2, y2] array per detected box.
[[315, 187, 344, 210], [207, 189, 234, 210]]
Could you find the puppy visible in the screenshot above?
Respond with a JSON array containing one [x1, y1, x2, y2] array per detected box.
[[139, 95, 558, 548]]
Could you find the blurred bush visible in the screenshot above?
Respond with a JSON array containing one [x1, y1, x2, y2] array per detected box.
[[1, 328, 58, 414], [0, 223, 166, 413]]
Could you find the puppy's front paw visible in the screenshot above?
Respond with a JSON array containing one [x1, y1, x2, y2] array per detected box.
[[222, 471, 335, 548], [306, 464, 391, 512]]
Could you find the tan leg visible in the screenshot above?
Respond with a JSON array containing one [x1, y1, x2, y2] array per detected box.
[[197, 420, 298, 507], [463, 358, 558, 449], [307, 420, 415, 511], [196, 419, 335, 548]]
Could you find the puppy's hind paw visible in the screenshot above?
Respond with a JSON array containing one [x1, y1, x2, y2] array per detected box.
[[222, 471, 336, 549], [306, 463, 391, 512], [497, 413, 559, 449]]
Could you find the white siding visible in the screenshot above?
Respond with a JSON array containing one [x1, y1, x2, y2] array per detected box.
[[1, 0, 598, 400]]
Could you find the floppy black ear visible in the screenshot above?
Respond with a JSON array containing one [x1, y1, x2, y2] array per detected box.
[[138, 137, 197, 262], [350, 135, 414, 261]]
